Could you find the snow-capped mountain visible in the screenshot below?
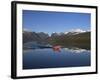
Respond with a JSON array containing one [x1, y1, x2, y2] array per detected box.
[[70, 29, 86, 33], [51, 29, 89, 37], [64, 29, 89, 36]]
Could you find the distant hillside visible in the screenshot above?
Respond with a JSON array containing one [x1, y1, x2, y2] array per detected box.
[[23, 31, 49, 44], [49, 32, 90, 49]]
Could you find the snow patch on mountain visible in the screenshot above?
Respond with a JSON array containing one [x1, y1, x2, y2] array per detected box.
[[64, 29, 88, 35], [70, 29, 86, 33]]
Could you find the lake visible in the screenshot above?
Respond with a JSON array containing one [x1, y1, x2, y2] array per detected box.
[[23, 48, 90, 69]]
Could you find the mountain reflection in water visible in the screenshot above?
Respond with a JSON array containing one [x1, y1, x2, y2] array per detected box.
[[63, 47, 90, 53], [52, 45, 90, 53], [23, 46, 90, 69]]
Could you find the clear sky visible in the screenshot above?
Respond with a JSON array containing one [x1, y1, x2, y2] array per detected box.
[[23, 10, 91, 35]]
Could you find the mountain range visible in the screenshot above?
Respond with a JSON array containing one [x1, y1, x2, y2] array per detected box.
[[23, 30, 90, 49]]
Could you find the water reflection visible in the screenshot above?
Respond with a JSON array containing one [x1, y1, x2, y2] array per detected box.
[[52, 45, 61, 52], [64, 47, 90, 53], [23, 46, 90, 69], [51, 45, 90, 53]]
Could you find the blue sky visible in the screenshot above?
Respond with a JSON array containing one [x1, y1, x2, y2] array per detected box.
[[23, 10, 91, 35]]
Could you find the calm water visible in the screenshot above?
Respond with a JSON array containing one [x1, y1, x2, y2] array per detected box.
[[23, 48, 90, 69]]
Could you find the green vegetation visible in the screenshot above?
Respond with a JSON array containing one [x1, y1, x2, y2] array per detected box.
[[49, 32, 90, 50]]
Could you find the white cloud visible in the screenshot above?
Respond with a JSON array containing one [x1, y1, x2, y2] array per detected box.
[[23, 28, 33, 32], [70, 28, 86, 33]]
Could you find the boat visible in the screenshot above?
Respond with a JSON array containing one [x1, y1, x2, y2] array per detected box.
[[52, 45, 61, 52]]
